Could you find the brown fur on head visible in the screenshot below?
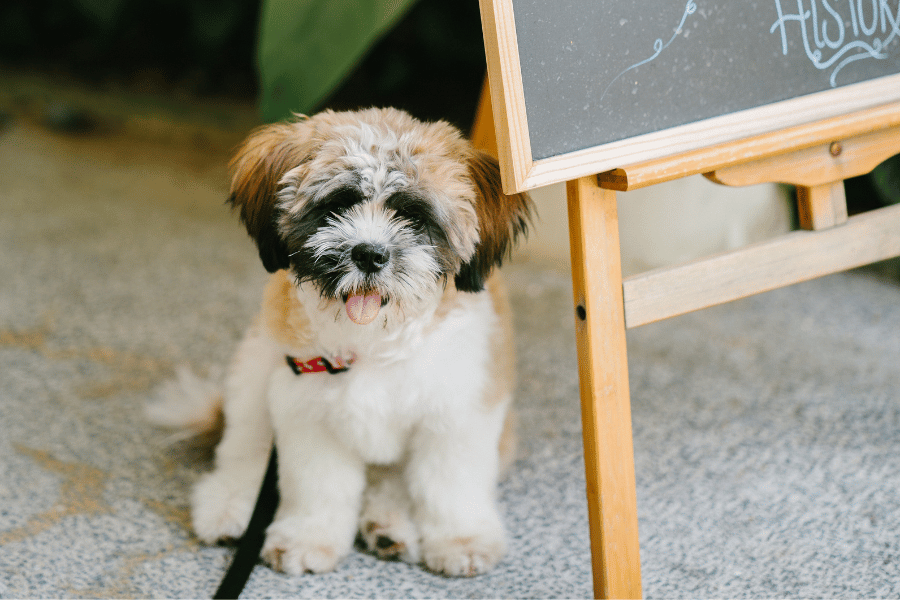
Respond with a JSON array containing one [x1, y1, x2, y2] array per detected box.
[[227, 108, 533, 294]]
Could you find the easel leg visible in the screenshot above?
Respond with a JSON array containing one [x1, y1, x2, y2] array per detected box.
[[566, 177, 643, 599], [470, 76, 499, 158], [797, 181, 848, 230]]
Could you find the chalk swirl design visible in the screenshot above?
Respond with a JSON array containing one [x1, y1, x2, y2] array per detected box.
[[599, 1, 697, 103]]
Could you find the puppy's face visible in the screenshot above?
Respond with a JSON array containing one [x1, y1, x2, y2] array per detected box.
[[228, 108, 532, 324]]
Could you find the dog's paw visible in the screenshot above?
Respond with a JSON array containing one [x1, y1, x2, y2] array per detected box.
[[191, 472, 254, 544], [359, 517, 421, 563], [261, 519, 345, 575], [422, 534, 506, 577]]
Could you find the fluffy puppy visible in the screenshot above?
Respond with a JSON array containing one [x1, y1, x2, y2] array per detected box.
[[170, 108, 532, 577]]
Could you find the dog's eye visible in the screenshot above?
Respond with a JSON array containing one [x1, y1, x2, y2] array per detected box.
[[392, 208, 425, 228], [385, 191, 433, 229], [322, 187, 365, 217], [297, 187, 365, 226]]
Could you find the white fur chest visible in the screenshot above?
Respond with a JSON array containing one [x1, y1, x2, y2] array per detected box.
[[268, 358, 423, 464], [265, 286, 496, 466]]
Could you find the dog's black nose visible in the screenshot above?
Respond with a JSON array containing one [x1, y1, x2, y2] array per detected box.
[[350, 243, 390, 273]]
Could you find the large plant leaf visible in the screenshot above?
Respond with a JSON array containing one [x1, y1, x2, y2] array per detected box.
[[258, 0, 419, 122]]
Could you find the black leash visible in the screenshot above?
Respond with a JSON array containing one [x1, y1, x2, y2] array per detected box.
[[213, 357, 347, 597], [213, 447, 280, 599]]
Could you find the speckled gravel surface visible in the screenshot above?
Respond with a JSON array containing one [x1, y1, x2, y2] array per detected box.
[[2, 119, 899, 598]]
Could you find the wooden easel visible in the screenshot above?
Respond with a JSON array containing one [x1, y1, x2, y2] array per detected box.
[[472, 80, 900, 599]]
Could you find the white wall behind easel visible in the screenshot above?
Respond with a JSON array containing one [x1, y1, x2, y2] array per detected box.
[[515, 177, 793, 277]]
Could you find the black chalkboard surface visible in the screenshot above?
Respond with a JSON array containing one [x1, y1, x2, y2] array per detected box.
[[481, 0, 900, 192]]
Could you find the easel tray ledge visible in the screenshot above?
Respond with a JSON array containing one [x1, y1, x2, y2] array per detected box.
[[501, 81, 900, 195]]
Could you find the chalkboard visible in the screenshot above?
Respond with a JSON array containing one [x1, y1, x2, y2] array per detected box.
[[480, 0, 900, 192]]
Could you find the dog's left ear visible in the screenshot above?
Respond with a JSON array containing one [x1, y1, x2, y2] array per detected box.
[[228, 120, 311, 273], [455, 150, 534, 293]]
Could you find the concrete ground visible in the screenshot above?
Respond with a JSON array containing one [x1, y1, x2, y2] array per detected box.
[[2, 70, 900, 598]]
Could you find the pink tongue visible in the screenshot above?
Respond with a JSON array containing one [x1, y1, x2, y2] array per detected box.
[[345, 292, 382, 325]]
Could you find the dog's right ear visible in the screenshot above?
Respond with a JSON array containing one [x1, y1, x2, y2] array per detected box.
[[454, 150, 533, 293], [228, 120, 311, 273]]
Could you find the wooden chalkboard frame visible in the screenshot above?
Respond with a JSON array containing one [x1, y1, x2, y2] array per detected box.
[[480, 0, 900, 194]]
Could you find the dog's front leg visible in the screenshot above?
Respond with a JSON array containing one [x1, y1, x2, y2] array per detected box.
[[262, 380, 366, 575], [192, 324, 280, 544], [407, 407, 508, 577]]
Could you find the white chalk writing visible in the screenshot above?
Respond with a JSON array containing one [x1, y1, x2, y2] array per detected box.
[[599, 1, 697, 103], [771, 0, 900, 86]]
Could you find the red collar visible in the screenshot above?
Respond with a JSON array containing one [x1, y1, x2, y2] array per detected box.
[[285, 353, 355, 375]]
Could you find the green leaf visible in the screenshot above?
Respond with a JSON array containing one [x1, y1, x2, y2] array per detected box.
[[257, 0, 419, 122], [871, 155, 900, 206], [70, 0, 128, 31]]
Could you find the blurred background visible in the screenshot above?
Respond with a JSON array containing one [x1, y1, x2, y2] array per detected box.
[[0, 0, 487, 131], [1, 0, 897, 274]]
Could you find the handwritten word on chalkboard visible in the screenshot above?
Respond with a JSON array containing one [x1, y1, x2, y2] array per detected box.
[[771, 0, 900, 86], [499, 0, 900, 171]]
